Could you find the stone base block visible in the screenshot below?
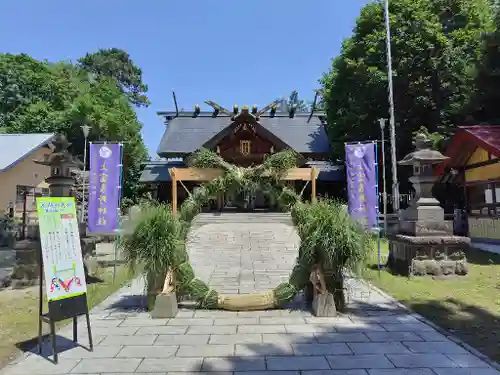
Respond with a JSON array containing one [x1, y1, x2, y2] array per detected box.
[[312, 292, 337, 317], [150, 292, 179, 319], [387, 234, 470, 277]]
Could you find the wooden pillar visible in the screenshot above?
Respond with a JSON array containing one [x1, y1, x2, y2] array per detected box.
[[171, 168, 177, 216], [311, 168, 317, 203]]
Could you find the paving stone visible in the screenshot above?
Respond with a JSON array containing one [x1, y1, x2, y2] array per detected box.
[[447, 354, 493, 368], [267, 356, 331, 370], [285, 325, 321, 333], [347, 342, 411, 354], [262, 333, 317, 344], [303, 371, 369, 375], [167, 318, 214, 326], [403, 341, 469, 354], [120, 318, 169, 326], [367, 370, 436, 374], [214, 318, 259, 326], [326, 355, 395, 369], [187, 325, 237, 335], [416, 331, 449, 341], [259, 317, 306, 325], [382, 323, 435, 332], [89, 326, 139, 336], [292, 343, 352, 355], [0, 357, 79, 375], [136, 326, 189, 335], [304, 317, 354, 325], [366, 332, 424, 342], [335, 323, 386, 333], [315, 333, 370, 343], [168, 372, 231, 375], [238, 324, 287, 334], [209, 334, 262, 344], [386, 354, 460, 368], [234, 371, 300, 375], [117, 345, 178, 358], [176, 345, 235, 357], [432, 368, 500, 375], [99, 334, 157, 346], [58, 345, 122, 359], [201, 357, 266, 371], [156, 334, 210, 345], [138, 357, 203, 372], [194, 310, 237, 318], [71, 358, 142, 373], [235, 343, 294, 356]]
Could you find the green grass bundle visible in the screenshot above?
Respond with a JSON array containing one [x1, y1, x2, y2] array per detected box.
[[273, 282, 298, 305], [118, 203, 181, 291]]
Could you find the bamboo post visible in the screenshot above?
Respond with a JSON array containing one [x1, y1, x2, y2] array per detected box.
[[311, 167, 317, 203], [171, 168, 177, 216]]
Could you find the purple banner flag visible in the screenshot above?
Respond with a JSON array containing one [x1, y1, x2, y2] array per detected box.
[[87, 143, 122, 233], [345, 143, 378, 229]]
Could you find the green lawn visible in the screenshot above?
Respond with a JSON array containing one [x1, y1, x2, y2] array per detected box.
[[0, 265, 134, 368], [364, 241, 500, 362]]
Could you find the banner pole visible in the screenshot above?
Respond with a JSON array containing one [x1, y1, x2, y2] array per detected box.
[[374, 141, 381, 272], [113, 143, 124, 283]]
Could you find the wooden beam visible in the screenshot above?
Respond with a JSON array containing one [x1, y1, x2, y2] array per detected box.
[[311, 167, 318, 203], [171, 168, 178, 216], [169, 167, 318, 182]]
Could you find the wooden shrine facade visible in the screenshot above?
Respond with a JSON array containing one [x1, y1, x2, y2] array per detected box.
[[436, 125, 500, 248], [140, 98, 344, 211]]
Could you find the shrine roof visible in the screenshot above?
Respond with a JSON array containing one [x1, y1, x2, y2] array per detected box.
[[0, 133, 55, 172], [436, 125, 500, 176], [156, 112, 330, 156]]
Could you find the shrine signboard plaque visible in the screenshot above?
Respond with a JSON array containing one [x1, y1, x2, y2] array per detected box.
[[36, 197, 93, 363]]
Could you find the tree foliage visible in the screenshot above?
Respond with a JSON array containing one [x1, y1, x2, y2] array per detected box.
[[320, 0, 494, 189], [78, 48, 150, 108], [0, 51, 149, 200]]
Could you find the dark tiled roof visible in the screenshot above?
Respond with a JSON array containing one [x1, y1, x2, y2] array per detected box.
[[157, 112, 330, 156], [139, 160, 185, 183]]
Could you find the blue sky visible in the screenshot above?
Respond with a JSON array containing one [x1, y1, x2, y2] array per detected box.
[[0, 0, 370, 156]]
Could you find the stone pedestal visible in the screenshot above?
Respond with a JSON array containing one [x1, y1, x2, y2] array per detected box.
[[312, 293, 337, 317], [10, 240, 41, 288], [386, 132, 470, 277], [151, 292, 179, 318], [387, 234, 470, 277]]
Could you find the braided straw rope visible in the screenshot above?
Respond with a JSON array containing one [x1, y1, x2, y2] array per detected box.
[[218, 290, 276, 311]]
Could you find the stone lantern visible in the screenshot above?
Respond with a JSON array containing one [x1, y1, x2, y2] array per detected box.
[[34, 134, 82, 197], [387, 133, 470, 277]]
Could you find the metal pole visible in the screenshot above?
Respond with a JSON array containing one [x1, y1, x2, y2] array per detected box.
[[80, 137, 88, 222], [383, 0, 400, 212], [80, 125, 91, 223], [379, 119, 388, 235]]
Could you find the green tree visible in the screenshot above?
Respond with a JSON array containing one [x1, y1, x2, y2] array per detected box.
[[0, 53, 148, 200], [320, 0, 493, 189], [78, 48, 150, 108], [466, 2, 500, 123]]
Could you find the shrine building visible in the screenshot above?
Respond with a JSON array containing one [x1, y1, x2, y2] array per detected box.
[[139, 99, 344, 210]]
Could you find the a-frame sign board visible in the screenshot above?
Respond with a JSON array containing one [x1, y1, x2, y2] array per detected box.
[[36, 197, 93, 363]]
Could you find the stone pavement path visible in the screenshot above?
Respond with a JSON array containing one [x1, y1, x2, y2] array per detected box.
[[187, 213, 299, 294], [1, 213, 499, 375]]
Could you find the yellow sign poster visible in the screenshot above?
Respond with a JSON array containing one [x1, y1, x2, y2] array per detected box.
[[36, 197, 87, 301]]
